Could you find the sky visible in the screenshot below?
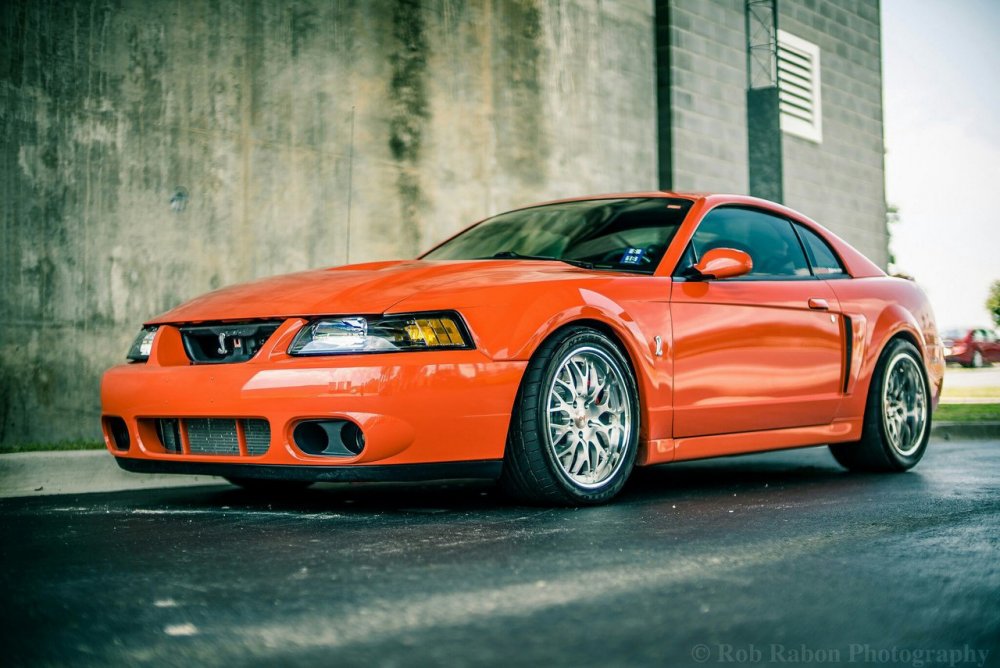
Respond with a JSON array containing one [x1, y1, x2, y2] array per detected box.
[[882, 0, 1000, 330]]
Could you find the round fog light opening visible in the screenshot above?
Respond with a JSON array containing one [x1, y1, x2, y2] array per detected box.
[[340, 421, 365, 455], [293, 421, 330, 456]]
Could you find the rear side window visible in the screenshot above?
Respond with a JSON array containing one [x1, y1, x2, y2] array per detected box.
[[685, 207, 811, 278], [796, 224, 847, 276]]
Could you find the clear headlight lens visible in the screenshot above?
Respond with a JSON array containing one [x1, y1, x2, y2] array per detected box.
[[289, 313, 471, 355], [127, 326, 159, 362]]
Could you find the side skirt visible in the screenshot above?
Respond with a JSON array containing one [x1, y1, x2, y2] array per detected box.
[[639, 419, 862, 465]]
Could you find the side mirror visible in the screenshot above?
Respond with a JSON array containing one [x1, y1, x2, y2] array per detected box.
[[687, 247, 753, 280]]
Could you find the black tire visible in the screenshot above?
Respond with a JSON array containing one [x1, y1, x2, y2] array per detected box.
[[830, 338, 931, 472], [499, 327, 640, 505], [225, 477, 314, 494]]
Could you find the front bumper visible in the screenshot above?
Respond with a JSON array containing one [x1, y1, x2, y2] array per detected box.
[[115, 457, 503, 482], [101, 321, 526, 475]]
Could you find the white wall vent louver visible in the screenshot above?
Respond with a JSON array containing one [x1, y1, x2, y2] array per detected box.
[[777, 30, 822, 143]]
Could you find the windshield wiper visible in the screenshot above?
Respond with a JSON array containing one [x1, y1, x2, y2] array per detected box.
[[485, 251, 595, 270]]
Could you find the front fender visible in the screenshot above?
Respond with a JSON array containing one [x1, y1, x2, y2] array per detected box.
[[458, 279, 674, 452]]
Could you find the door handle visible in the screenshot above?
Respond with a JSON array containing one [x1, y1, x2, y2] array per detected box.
[[808, 298, 830, 310]]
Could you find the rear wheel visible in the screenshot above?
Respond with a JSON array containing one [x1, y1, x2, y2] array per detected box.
[[225, 477, 314, 494], [830, 338, 930, 472], [500, 327, 639, 505]]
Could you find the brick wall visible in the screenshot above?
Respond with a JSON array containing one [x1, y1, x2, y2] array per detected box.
[[667, 0, 749, 193], [778, 0, 888, 265]]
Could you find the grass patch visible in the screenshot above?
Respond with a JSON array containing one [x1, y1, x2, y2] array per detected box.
[[0, 440, 105, 454], [934, 403, 1000, 422]]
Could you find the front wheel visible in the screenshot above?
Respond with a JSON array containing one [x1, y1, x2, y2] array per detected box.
[[830, 338, 930, 472], [500, 327, 640, 505]]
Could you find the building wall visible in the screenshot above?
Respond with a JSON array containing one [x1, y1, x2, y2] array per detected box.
[[0, 0, 887, 446], [664, 0, 887, 266], [0, 0, 657, 445], [666, 0, 749, 193], [779, 0, 888, 266]]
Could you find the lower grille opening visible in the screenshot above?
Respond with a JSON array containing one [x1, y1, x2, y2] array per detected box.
[[104, 417, 130, 452], [155, 418, 271, 456], [158, 419, 181, 453]]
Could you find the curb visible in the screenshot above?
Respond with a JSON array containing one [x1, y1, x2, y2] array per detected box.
[[931, 422, 1000, 441], [0, 450, 220, 499]]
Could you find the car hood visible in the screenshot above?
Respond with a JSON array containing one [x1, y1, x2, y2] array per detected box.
[[148, 259, 609, 324]]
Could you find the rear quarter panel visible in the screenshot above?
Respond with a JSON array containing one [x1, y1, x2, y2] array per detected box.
[[826, 276, 944, 419]]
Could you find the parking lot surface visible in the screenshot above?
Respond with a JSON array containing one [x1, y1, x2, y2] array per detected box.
[[2, 439, 997, 667]]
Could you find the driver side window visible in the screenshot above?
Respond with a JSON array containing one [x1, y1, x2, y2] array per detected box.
[[685, 207, 811, 279]]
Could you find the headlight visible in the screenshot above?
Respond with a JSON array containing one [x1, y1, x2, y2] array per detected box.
[[289, 312, 472, 355], [127, 326, 159, 362]]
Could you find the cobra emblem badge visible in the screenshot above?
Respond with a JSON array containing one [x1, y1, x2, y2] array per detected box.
[[217, 332, 228, 355]]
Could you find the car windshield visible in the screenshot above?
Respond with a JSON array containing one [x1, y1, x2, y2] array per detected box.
[[421, 198, 693, 274]]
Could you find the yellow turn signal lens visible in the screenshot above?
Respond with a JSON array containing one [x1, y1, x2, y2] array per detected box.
[[405, 317, 466, 347]]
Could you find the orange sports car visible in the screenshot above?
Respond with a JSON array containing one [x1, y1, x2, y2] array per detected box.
[[102, 193, 944, 505]]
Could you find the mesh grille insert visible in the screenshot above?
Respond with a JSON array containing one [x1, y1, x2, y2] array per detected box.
[[243, 419, 272, 456], [187, 418, 240, 455], [154, 418, 271, 457]]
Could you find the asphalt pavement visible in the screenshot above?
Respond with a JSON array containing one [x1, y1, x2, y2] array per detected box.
[[2, 439, 998, 667]]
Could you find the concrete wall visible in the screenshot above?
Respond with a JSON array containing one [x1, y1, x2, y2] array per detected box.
[[0, 0, 888, 446], [0, 0, 657, 445], [779, 0, 888, 266]]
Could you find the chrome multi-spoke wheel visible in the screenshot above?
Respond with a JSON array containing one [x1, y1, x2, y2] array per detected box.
[[881, 352, 928, 457], [500, 327, 639, 505], [545, 346, 633, 489], [830, 338, 931, 472]]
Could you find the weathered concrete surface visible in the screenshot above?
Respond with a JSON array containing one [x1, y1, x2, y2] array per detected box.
[[0, 0, 657, 444], [0, 450, 218, 498]]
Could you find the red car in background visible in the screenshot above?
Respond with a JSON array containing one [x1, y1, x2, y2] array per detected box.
[[942, 328, 1000, 367]]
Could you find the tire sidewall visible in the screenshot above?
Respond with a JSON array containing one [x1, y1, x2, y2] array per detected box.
[[532, 329, 640, 503]]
